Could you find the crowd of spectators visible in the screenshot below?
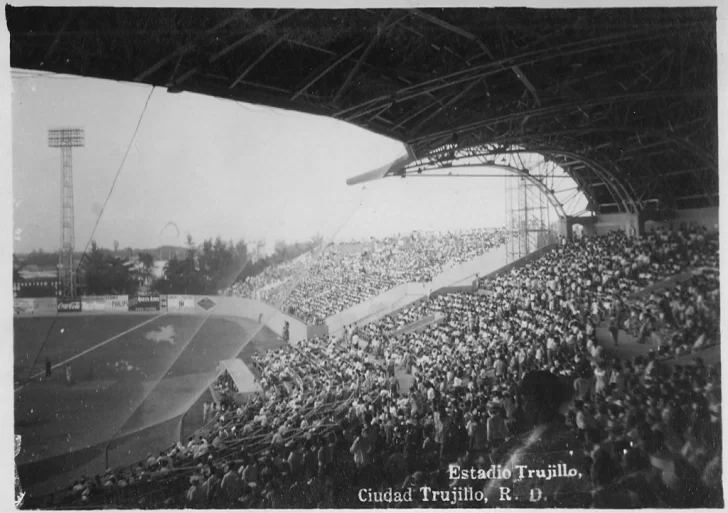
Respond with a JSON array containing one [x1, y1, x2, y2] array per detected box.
[[229, 253, 314, 306], [480, 227, 719, 358], [48, 225, 721, 509], [212, 371, 240, 410], [231, 228, 507, 324], [57, 339, 362, 508]]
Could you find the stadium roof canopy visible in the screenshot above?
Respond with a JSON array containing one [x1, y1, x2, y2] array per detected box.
[[7, 7, 718, 215]]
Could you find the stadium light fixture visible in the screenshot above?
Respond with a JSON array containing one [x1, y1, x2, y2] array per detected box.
[[48, 127, 84, 299]]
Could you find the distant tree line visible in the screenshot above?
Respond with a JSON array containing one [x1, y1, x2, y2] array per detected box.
[[79, 241, 155, 296], [16, 248, 67, 269], [153, 235, 248, 295], [14, 233, 323, 297]]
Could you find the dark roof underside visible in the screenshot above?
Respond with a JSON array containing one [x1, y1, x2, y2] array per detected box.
[[6, 7, 718, 214]]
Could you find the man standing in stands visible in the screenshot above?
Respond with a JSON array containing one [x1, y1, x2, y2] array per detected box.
[[343, 324, 350, 345], [283, 321, 290, 343], [205, 467, 222, 504], [608, 295, 622, 346], [434, 405, 452, 465], [468, 412, 487, 457], [220, 463, 241, 502], [494, 355, 506, 382], [608, 312, 620, 347], [388, 374, 399, 396], [636, 313, 654, 345]]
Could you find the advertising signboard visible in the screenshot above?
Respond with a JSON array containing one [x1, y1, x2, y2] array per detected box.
[[80, 296, 104, 312], [195, 297, 217, 313], [57, 299, 82, 313], [80, 295, 129, 312], [128, 295, 161, 312], [109, 296, 129, 311], [34, 297, 58, 313], [13, 298, 35, 316], [13, 298, 59, 316], [166, 295, 196, 313]]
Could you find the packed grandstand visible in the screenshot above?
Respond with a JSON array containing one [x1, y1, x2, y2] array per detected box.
[[44, 225, 721, 509], [229, 228, 509, 324]]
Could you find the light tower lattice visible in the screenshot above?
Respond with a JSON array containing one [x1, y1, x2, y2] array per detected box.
[[48, 128, 84, 299]]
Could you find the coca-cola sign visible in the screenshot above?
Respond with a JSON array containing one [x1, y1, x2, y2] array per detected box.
[[57, 301, 82, 313]]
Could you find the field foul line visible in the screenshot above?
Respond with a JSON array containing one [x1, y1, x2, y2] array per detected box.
[[15, 313, 168, 392]]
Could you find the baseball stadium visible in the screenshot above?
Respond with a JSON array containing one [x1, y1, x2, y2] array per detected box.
[[9, 6, 722, 509]]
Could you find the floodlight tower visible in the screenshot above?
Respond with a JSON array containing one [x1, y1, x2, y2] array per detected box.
[[48, 128, 84, 299]]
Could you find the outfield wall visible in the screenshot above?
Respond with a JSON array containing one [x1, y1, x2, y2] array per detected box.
[[13, 294, 309, 345], [185, 296, 308, 344], [13, 297, 58, 316]]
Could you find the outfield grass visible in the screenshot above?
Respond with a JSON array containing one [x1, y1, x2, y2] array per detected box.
[[14, 315, 163, 380], [14, 314, 282, 499]]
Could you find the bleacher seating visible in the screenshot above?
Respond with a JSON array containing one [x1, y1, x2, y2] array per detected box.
[[47, 226, 722, 508], [230, 228, 508, 324]]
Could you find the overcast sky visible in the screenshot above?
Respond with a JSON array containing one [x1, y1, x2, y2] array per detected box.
[[12, 71, 509, 254]]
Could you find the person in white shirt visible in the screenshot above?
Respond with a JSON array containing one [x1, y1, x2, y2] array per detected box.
[[593, 365, 608, 396], [546, 336, 558, 364]]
